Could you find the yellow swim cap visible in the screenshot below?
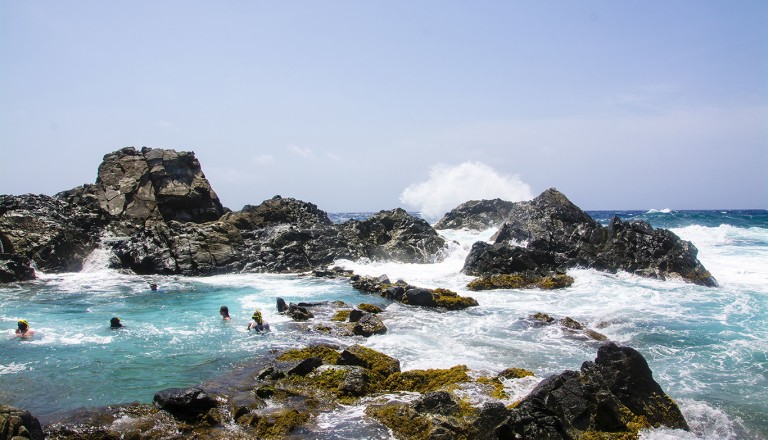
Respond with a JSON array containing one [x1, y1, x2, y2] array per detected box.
[[18, 319, 28, 326]]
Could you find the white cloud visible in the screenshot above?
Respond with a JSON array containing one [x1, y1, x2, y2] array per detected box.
[[399, 162, 533, 221], [287, 144, 314, 158]]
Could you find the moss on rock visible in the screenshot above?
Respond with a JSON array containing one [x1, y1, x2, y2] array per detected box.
[[467, 273, 574, 291], [358, 303, 384, 313], [432, 288, 479, 309], [384, 365, 471, 393], [276, 345, 340, 365], [331, 310, 352, 322], [237, 408, 309, 439], [365, 403, 432, 440]]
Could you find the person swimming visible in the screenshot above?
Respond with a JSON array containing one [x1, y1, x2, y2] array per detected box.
[[149, 283, 158, 291], [110, 317, 123, 328], [15, 319, 35, 338], [247, 309, 270, 332], [219, 306, 231, 321]]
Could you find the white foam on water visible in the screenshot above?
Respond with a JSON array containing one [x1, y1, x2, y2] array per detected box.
[[0, 362, 31, 375]]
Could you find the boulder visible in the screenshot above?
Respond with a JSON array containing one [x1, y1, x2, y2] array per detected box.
[[434, 198, 517, 230], [0, 253, 35, 283], [0, 404, 44, 440], [337, 344, 401, 378], [349, 313, 387, 337], [351, 274, 479, 311], [153, 387, 218, 418], [497, 342, 689, 438]]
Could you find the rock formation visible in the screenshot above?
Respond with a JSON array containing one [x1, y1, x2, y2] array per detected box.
[[460, 188, 717, 287], [0, 404, 45, 440], [60, 146, 225, 224]]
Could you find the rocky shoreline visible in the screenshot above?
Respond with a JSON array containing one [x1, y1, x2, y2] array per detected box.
[[5, 340, 689, 440], [1, 146, 716, 438]]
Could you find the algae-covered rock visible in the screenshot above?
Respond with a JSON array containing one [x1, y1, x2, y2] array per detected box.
[[358, 303, 384, 313], [276, 345, 341, 365], [384, 365, 472, 393], [466, 272, 574, 291], [236, 408, 309, 439], [337, 344, 401, 379], [0, 404, 45, 440], [351, 274, 479, 311]]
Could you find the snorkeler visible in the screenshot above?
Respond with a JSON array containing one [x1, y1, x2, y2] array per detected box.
[[110, 317, 123, 328], [15, 319, 35, 338], [247, 309, 270, 332], [219, 306, 231, 321]]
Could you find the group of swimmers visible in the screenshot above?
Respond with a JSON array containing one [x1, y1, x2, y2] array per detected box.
[[14, 306, 269, 338]]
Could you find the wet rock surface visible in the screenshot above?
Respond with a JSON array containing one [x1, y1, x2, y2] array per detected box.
[[434, 198, 517, 230], [0, 404, 45, 440], [351, 274, 479, 310]]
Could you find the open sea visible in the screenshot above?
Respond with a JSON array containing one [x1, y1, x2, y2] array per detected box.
[[1, 210, 766, 439]]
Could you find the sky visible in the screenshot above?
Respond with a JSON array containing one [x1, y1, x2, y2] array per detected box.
[[1, 1, 766, 217]]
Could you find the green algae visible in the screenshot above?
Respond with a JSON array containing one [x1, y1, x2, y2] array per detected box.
[[358, 303, 384, 313], [331, 310, 352, 322], [384, 365, 471, 393], [467, 273, 574, 291], [276, 345, 340, 365]]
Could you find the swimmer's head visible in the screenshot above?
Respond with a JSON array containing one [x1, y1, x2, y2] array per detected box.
[[110, 317, 122, 328], [18, 319, 28, 330]]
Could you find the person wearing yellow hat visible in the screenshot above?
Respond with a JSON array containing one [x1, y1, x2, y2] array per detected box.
[[110, 317, 123, 329], [15, 319, 35, 338], [247, 309, 270, 332]]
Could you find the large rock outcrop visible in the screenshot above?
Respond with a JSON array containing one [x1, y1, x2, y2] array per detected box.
[[60, 146, 225, 224], [461, 188, 717, 287]]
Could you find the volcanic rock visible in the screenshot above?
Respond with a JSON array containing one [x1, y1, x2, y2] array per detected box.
[[0, 253, 35, 282], [461, 188, 717, 287], [434, 198, 517, 230], [0, 194, 108, 272], [153, 387, 218, 419]]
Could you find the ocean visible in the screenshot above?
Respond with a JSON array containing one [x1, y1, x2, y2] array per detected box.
[[1, 209, 766, 439]]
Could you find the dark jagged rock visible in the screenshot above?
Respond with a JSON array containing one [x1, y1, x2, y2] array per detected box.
[[109, 219, 243, 275], [277, 297, 288, 312], [497, 342, 689, 439], [349, 313, 387, 337], [340, 208, 447, 263], [434, 198, 517, 230], [0, 253, 35, 282], [285, 303, 315, 321], [152, 387, 218, 419], [0, 194, 108, 273], [222, 195, 332, 230], [461, 188, 717, 287], [0, 404, 45, 440]]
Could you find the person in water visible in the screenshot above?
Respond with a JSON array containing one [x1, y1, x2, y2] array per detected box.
[[15, 319, 35, 338], [110, 317, 123, 328], [219, 306, 231, 321], [149, 283, 158, 291], [247, 309, 270, 332]]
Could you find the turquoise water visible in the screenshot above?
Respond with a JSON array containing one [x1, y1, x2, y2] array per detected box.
[[1, 210, 767, 439]]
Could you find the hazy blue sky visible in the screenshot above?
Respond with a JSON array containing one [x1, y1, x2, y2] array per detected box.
[[1, 1, 766, 216]]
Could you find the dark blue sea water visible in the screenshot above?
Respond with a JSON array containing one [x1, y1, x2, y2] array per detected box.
[[1, 209, 766, 439]]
